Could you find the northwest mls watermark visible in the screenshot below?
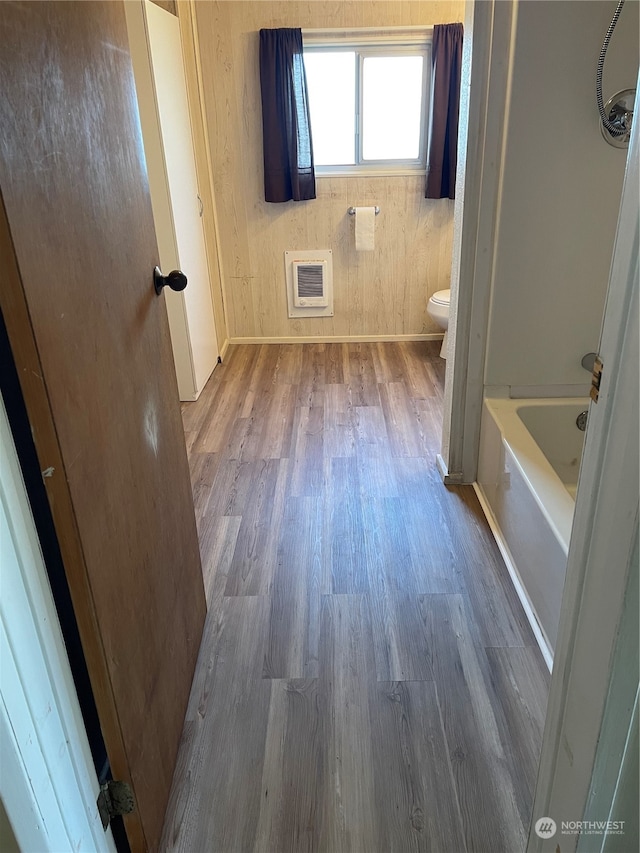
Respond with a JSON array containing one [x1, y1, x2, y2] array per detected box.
[[535, 817, 626, 839]]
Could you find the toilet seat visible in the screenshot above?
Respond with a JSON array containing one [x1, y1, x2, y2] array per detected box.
[[430, 289, 450, 306]]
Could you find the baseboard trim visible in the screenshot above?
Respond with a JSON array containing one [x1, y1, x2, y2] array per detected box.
[[436, 454, 467, 485], [473, 483, 554, 672], [228, 333, 444, 345], [218, 338, 230, 362]]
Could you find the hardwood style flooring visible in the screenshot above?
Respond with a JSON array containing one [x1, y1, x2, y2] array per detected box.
[[161, 342, 550, 853]]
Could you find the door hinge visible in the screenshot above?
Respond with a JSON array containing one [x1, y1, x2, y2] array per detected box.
[[97, 780, 135, 831], [590, 355, 603, 403]]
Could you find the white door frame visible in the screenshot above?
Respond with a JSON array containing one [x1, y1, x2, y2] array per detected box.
[[577, 535, 638, 852], [0, 395, 116, 853], [527, 72, 639, 852], [125, 0, 220, 402], [439, 0, 517, 484]]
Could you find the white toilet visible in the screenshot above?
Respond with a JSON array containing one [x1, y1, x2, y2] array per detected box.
[[427, 289, 451, 359]]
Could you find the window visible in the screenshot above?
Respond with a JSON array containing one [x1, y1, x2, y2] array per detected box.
[[303, 33, 431, 175]]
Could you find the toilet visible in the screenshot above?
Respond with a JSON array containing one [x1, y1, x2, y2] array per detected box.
[[427, 289, 451, 359]]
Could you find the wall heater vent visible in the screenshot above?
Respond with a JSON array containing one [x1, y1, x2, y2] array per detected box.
[[285, 250, 333, 318], [293, 261, 328, 307]]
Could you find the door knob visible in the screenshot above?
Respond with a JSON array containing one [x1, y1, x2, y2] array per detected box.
[[154, 266, 188, 295]]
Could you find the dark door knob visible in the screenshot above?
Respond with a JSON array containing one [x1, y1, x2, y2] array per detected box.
[[154, 266, 188, 295]]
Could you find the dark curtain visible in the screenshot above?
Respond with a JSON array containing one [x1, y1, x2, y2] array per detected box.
[[259, 28, 316, 203], [425, 23, 463, 200]]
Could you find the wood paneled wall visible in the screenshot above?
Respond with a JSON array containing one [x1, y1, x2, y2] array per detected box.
[[195, 2, 464, 341]]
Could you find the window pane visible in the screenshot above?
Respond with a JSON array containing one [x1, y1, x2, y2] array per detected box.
[[304, 52, 356, 165], [362, 55, 424, 161]]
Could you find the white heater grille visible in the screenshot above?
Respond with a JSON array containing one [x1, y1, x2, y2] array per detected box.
[[293, 261, 328, 307], [285, 250, 333, 318]]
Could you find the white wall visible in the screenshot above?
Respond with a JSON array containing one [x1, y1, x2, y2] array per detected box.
[[484, 0, 639, 390]]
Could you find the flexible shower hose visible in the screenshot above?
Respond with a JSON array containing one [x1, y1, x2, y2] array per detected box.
[[596, 0, 628, 136]]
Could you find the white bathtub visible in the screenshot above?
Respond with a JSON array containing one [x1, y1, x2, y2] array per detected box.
[[476, 397, 588, 668]]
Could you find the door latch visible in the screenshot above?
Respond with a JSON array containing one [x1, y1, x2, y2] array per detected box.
[[590, 356, 603, 403], [97, 780, 135, 830]]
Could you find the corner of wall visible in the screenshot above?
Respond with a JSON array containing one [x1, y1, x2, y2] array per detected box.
[[442, 0, 518, 483], [177, 0, 230, 350]]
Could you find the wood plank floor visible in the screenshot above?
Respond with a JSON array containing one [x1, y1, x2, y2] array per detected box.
[[161, 342, 550, 853]]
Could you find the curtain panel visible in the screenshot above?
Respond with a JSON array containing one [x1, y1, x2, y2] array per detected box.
[[425, 23, 464, 200], [259, 28, 316, 203]]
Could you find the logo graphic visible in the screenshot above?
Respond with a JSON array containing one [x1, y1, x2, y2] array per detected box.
[[535, 817, 557, 838]]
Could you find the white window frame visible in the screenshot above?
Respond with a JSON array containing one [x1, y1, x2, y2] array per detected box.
[[302, 29, 432, 177]]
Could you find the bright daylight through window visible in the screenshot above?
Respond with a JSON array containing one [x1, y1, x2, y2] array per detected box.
[[303, 36, 431, 175]]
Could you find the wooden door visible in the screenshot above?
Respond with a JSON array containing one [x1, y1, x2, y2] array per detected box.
[[0, 3, 206, 851]]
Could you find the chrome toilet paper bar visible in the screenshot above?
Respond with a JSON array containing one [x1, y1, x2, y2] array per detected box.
[[348, 206, 380, 216]]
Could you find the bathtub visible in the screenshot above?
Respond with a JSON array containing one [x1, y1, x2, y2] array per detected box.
[[476, 397, 588, 668]]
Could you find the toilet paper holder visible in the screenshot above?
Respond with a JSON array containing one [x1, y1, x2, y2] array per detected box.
[[348, 206, 380, 216]]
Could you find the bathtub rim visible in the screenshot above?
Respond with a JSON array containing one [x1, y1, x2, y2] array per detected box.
[[483, 396, 588, 554]]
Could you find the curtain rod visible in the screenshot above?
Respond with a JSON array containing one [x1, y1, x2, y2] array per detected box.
[[302, 26, 434, 35]]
